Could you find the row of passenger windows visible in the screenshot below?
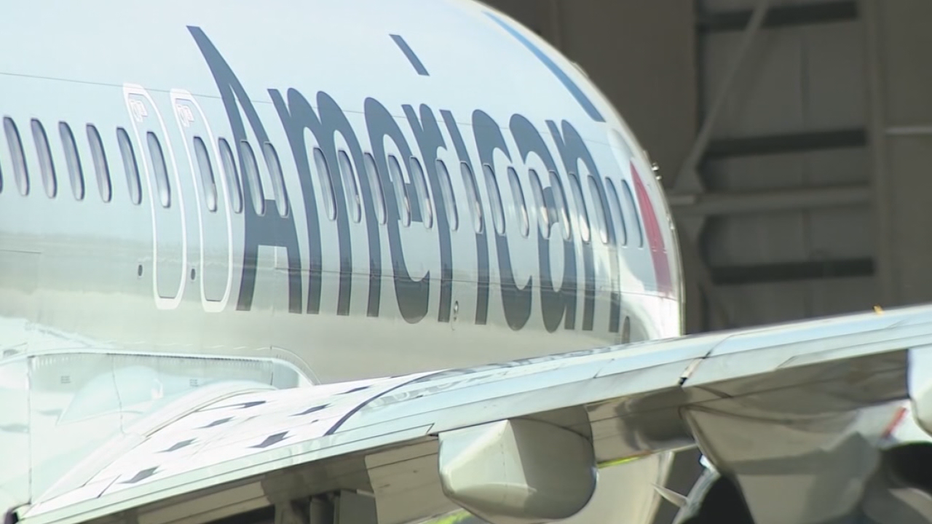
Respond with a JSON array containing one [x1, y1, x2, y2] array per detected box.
[[0, 115, 647, 247], [305, 150, 646, 247], [0, 116, 290, 218], [1, 116, 146, 205]]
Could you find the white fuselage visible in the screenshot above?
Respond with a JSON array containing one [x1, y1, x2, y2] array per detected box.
[[0, 0, 683, 381], [0, 0, 685, 519]]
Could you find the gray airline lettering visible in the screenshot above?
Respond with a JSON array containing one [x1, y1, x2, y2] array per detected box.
[[403, 104, 455, 323], [365, 98, 431, 324], [188, 26, 641, 333], [548, 121, 595, 332], [441, 109, 492, 325], [266, 89, 328, 315], [548, 120, 624, 333], [189, 26, 304, 314], [509, 115, 578, 333], [473, 110, 532, 331], [269, 89, 375, 317]]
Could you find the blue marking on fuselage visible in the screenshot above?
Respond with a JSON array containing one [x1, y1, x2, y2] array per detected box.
[[484, 12, 605, 123], [390, 34, 430, 76]]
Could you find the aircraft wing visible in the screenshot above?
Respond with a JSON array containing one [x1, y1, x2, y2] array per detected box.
[[18, 304, 932, 524]]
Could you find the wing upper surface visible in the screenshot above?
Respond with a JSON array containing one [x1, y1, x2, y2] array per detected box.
[[20, 304, 932, 524]]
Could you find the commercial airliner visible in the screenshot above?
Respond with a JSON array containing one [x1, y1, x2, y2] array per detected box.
[[3, 2, 932, 524]]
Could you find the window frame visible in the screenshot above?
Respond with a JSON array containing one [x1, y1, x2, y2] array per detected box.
[[363, 152, 386, 225], [338, 150, 362, 223], [435, 159, 458, 231], [482, 164, 506, 236], [507, 167, 529, 238], [409, 157, 433, 229], [312, 147, 336, 221], [528, 169, 549, 239], [218, 138, 243, 214], [262, 141, 289, 218], [146, 131, 172, 209], [567, 173, 591, 244], [239, 140, 266, 216], [86, 125, 111, 203], [116, 127, 142, 205], [4, 117, 28, 196], [587, 175, 610, 245], [59, 122, 85, 201], [620, 179, 644, 247], [548, 170, 571, 241], [193, 136, 218, 212], [604, 178, 628, 246], [31, 119, 57, 199], [460, 162, 484, 234], [387, 154, 411, 227]]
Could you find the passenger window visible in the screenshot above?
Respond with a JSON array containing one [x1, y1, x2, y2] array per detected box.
[[568, 173, 590, 243], [239, 140, 265, 216], [31, 120, 56, 198], [604, 179, 627, 246], [337, 150, 361, 223], [312, 148, 335, 221], [59, 122, 84, 201], [482, 165, 505, 236], [218, 138, 243, 213], [363, 153, 386, 224], [262, 142, 289, 217], [528, 169, 549, 239], [146, 132, 171, 208], [587, 175, 610, 244], [193, 137, 217, 212], [621, 179, 644, 247], [86, 125, 111, 202], [117, 127, 141, 205], [549, 171, 571, 240], [5, 118, 28, 196], [387, 155, 410, 227], [409, 157, 433, 229], [507, 167, 529, 238], [435, 159, 458, 231], [460, 163, 483, 233]]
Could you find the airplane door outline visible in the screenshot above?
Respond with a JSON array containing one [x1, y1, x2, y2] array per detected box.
[[170, 89, 234, 313], [123, 83, 188, 310]]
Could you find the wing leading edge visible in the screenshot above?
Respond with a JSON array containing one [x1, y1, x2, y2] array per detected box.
[[19, 304, 932, 524]]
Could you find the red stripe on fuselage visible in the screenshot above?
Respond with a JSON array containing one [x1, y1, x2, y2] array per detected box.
[[629, 163, 673, 297]]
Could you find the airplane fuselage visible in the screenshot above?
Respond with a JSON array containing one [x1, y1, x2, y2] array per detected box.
[[0, 0, 682, 383], [8, 5, 932, 524]]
